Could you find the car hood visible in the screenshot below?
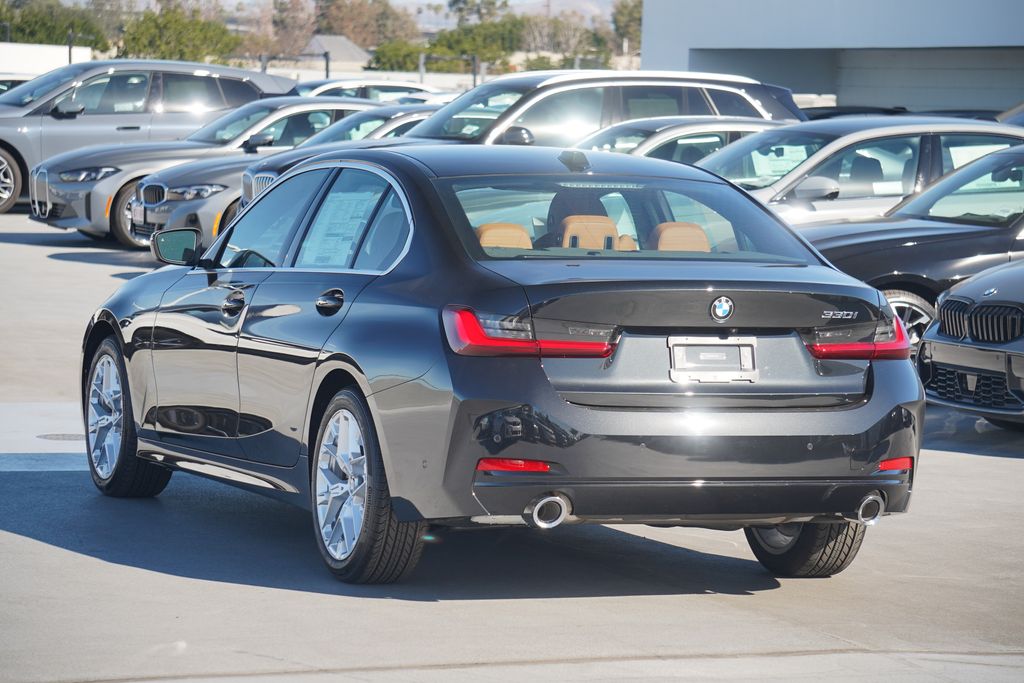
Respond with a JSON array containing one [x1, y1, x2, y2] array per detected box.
[[246, 136, 443, 175], [799, 216, 999, 255], [146, 153, 257, 187], [38, 140, 219, 171], [945, 259, 1024, 302]]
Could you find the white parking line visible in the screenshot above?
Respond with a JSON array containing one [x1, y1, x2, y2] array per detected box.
[[0, 453, 88, 472]]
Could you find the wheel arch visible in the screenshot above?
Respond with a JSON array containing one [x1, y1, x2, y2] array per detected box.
[[866, 276, 943, 304], [0, 139, 28, 197], [305, 363, 377, 475]]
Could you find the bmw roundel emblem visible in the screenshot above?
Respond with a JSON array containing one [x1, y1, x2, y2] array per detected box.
[[710, 296, 734, 322], [983, 287, 998, 297]]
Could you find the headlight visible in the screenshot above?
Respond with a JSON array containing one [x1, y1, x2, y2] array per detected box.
[[58, 167, 120, 183], [168, 184, 227, 201]]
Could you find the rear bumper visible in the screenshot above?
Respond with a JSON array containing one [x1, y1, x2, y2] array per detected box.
[[381, 357, 924, 524], [471, 475, 912, 527]]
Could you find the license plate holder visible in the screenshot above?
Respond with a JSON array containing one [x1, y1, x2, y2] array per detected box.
[[131, 202, 145, 226], [668, 335, 758, 384]]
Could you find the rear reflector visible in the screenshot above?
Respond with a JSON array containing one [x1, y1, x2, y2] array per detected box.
[[807, 315, 911, 361], [877, 457, 913, 471], [476, 458, 551, 473], [443, 307, 615, 358]]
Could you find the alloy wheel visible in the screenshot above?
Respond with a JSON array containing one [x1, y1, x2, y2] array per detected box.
[[315, 409, 368, 561], [0, 157, 13, 202], [890, 298, 932, 348], [750, 523, 803, 555], [87, 355, 124, 479]]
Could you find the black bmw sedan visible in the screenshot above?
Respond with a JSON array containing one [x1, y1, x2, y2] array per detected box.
[[82, 146, 922, 583], [801, 145, 1024, 346]]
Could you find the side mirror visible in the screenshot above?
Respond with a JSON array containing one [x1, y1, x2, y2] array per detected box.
[[152, 228, 202, 266], [52, 100, 85, 118], [500, 126, 535, 146], [793, 175, 840, 201], [242, 133, 275, 153]]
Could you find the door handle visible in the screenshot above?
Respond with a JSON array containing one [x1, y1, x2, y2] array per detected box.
[[221, 290, 245, 315], [315, 288, 345, 315], [116, 126, 141, 131]]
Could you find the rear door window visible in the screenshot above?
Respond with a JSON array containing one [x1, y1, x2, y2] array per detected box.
[[219, 79, 261, 107], [295, 170, 390, 269], [706, 89, 760, 117], [619, 85, 711, 118], [939, 134, 1020, 174], [157, 73, 225, 113]]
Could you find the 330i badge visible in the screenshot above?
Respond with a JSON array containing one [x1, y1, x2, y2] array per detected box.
[[81, 146, 923, 583]]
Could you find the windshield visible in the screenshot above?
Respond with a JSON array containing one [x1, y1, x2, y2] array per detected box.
[[0, 64, 92, 107], [436, 175, 815, 264], [699, 129, 838, 190], [405, 82, 528, 141], [187, 103, 276, 144], [576, 125, 657, 154], [896, 153, 1024, 227], [300, 111, 391, 146]]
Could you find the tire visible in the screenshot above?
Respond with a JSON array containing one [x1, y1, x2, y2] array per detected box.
[[85, 337, 172, 497], [745, 521, 865, 578], [985, 417, 1024, 432], [883, 289, 935, 348], [310, 388, 426, 583], [109, 181, 145, 249], [0, 147, 21, 214]]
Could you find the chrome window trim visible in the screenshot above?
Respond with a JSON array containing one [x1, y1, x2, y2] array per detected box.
[[203, 160, 414, 278], [483, 80, 771, 145]]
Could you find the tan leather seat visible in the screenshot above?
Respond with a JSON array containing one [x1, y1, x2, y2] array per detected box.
[[562, 215, 618, 250], [616, 234, 638, 251], [653, 222, 710, 252], [476, 222, 533, 249]]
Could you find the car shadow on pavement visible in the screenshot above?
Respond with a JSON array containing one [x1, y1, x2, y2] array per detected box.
[[0, 471, 780, 600], [923, 405, 1024, 459]]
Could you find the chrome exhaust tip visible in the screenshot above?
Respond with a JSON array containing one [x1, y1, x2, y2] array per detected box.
[[524, 494, 570, 529], [855, 493, 885, 525]]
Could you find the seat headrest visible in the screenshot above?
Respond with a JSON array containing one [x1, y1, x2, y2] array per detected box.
[[616, 234, 638, 251], [561, 215, 618, 250], [850, 156, 883, 183], [653, 222, 710, 252], [476, 223, 532, 249]]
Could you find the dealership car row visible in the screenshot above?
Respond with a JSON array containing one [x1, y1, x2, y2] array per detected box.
[[3, 59, 1023, 583]]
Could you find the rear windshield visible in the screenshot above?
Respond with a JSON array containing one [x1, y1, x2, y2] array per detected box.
[[700, 129, 838, 190], [436, 175, 816, 264]]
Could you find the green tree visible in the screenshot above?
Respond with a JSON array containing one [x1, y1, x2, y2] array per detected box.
[[121, 7, 240, 61], [611, 0, 642, 54], [429, 12, 522, 69], [447, 0, 507, 26], [368, 38, 420, 71], [0, 0, 110, 51]]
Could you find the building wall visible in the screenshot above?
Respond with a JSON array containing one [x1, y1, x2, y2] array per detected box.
[[0, 42, 92, 76], [642, 0, 1024, 110]]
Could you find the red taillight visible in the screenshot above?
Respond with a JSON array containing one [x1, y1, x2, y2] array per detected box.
[[443, 307, 615, 358], [877, 457, 914, 472], [806, 315, 911, 361], [476, 458, 552, 473]]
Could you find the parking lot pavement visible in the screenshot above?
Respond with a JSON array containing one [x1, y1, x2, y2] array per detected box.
[[1, 212, 1023, 682]]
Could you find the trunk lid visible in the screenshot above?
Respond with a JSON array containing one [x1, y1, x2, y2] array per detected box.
[[481, 260, 883, 408]]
